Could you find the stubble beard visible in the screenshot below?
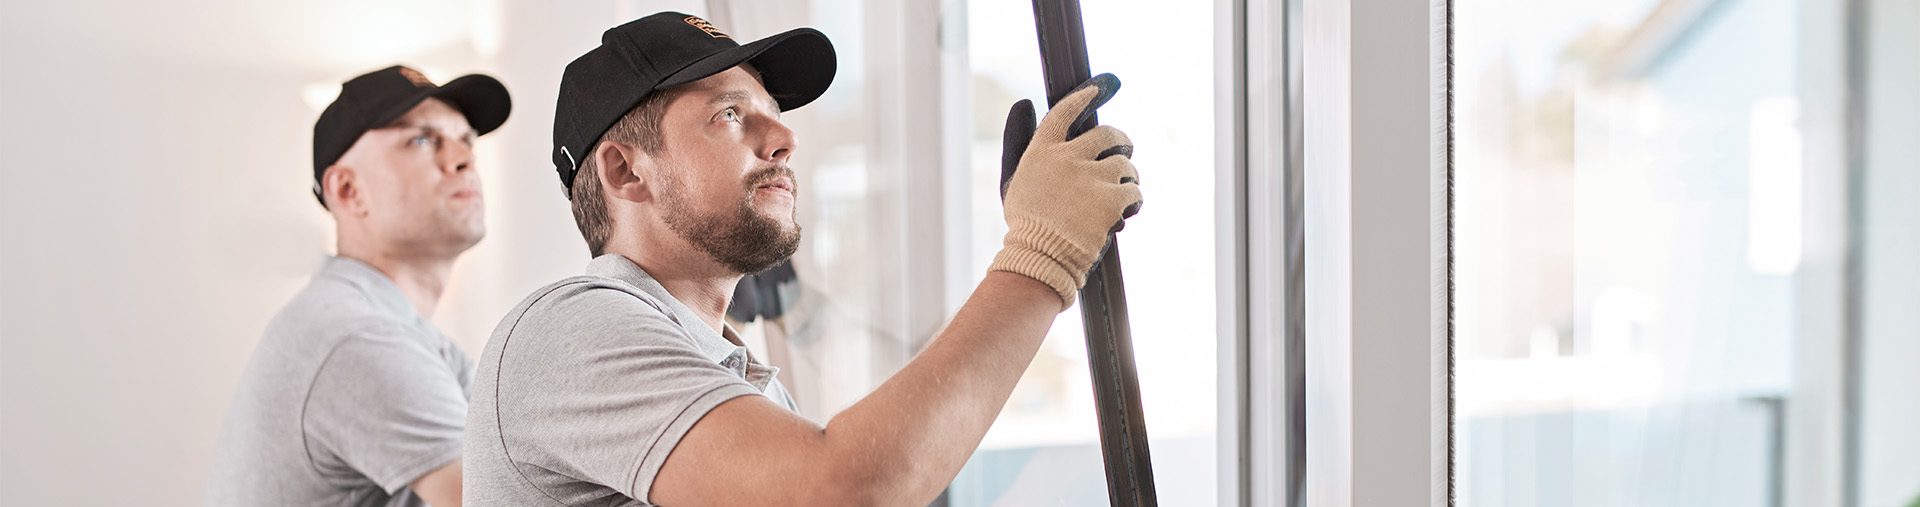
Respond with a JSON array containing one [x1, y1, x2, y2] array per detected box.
[[658, 165, 802, 274]]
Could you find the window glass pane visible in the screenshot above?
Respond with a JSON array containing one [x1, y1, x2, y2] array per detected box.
[[950, 1, 1218, 505], [1455, 0, 1801, 504]]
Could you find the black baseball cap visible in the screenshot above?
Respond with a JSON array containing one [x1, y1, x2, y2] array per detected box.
[[311, 65, 512, 206], [551, 12, 836, 195]]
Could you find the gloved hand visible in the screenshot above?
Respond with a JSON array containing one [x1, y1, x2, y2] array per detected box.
[[989, 73, 1143, 308]]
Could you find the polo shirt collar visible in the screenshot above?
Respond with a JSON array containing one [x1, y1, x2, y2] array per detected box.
[[318, 256, 421, 322], [584, 255, 778, 390]]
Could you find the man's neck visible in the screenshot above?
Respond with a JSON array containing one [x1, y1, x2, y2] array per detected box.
[[339, 248, 454, 319], [617, 252, 738, 336]]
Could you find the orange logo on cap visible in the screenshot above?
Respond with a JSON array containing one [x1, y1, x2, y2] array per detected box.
[[685, 16, 730, 39], [398, 67, 435, 87]]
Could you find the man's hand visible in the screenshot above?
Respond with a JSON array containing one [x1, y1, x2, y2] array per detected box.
[[990, 73, 1143, 308]]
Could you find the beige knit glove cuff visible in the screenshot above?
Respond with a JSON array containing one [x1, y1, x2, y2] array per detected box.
[[991, 218, 1099, 305], [987, 75, 1143, 308]]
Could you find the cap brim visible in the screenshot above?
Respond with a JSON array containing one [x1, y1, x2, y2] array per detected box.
[[432, 74, 512, 135], [366, 74, 513, 136], [657, 27, 836, 111]]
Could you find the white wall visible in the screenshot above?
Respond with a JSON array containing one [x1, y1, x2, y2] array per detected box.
[[0, 1, 676, 503]]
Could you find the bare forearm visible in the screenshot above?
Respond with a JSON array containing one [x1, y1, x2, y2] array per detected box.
[[820, 271, 1063, 504], [409, 458, 462, 507]]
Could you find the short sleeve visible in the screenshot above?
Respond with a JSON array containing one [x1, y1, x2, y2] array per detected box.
[[305, 327, 469, 493], [492, 285, 763, 504]]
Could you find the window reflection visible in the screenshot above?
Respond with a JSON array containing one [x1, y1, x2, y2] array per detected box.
[[1456, 0, 1801, 504]]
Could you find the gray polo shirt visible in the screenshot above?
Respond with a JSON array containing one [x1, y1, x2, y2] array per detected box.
[[466, 254, 796, 506], [207, 257, 473, 507]]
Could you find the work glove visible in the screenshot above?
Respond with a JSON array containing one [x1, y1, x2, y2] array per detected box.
[[989, 73, 1143, 308]]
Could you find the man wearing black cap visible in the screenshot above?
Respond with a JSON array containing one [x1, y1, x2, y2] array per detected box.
[[466, 13, 1139, 506], [207, 65, 510, 507]]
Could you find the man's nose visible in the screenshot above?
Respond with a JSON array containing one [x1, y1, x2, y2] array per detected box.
[[441, 140, 475, 173], [758, 118, 797, 163]]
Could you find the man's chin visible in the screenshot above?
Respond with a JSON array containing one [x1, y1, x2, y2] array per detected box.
[[752, 207, 800, 234], [440, 214, 487, 253], [460, 225, 487, 248], [752, 199, 795, 221]]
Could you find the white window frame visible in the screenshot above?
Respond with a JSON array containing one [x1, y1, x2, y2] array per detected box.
[[1215, 0, 1301, 504], [1796, 0, 1920, 504], [1786, 0, 1853, 504], [1219, 0, 1452, 504]]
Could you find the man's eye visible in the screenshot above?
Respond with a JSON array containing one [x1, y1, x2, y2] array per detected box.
[[720, 108, 740, 122], [411, 135, 435, 147]]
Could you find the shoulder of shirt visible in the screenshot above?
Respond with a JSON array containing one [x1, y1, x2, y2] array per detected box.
[[487, 274, 692, 350], [261, 274, 441, 350], [528, 273, 671, 311]]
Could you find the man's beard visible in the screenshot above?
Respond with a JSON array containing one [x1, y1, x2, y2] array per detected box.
[[658, 165, 802, 274]]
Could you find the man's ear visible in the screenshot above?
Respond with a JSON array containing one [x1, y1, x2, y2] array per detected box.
[[597, 141, 654, 204], [320, 166, 366, 216]]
